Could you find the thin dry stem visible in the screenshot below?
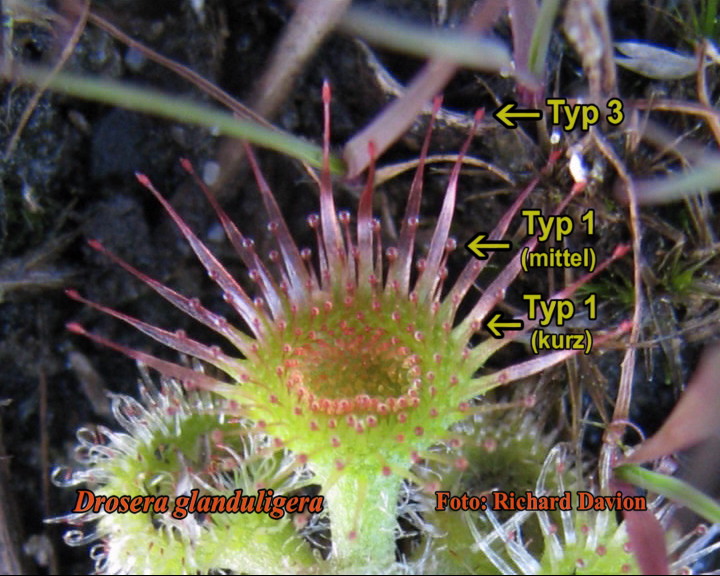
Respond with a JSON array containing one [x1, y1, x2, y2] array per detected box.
[[696, 40, 720, 147], [4, 0, 89, 158], [634, 98, 720, 130], [87, 9, 270, 129], [343, 0, 505, 177], [250, 0, 351, 118], [211, 0, 352, 196], [592, 130, 642, 447]]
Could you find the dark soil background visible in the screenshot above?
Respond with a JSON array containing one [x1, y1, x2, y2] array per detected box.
[[1, 0, 719, 573]]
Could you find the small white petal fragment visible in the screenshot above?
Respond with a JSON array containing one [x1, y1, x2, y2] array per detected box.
[[569, 151, 588, 185], [191, 0, 205, 23], [202, 161, 220, 186]]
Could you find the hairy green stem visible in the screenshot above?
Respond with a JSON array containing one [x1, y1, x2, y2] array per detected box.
[[319, 468, 401, 571]]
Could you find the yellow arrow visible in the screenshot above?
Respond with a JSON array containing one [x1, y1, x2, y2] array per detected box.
[[484, 313, 524, 339], [465, 233, 512, 260], [493, 101, 543, 129]]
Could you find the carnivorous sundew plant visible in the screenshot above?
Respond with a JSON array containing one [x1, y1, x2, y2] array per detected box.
[[55, 86, 636, 574]]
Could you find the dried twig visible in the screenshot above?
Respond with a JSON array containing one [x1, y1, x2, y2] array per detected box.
[[86, 10, 271, 129], [593, 130, 642, 446], [695, 40, 720, 147], [250, 0, 351, 118], [343, 0, 506, 178], [4, 0, 89, 158], [212, 0, 352, 194]]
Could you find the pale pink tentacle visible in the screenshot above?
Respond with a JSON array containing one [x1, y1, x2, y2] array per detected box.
[[67, 290, 242, 375], [319, 81, 346, 287], [457, 182, 586, 340], [413, 110, 482, 302], [469, 244, 631, 370], [468, 320, 632, 396], [86, 239, 254, 355], [386, 96, 441, 297], [356, 142, 376, 289], [243, 146, 316, 305], [136, 173, 263, 336], [442, 173, 539, 322], [180, 158, 286, 321], [66, 323, 246, 399]]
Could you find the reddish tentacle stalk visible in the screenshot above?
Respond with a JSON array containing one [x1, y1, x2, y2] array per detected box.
[[66, 289, 241, 375], [243, 145, 316, 305], [319, 82, 345, 285], [386, 96, 442, 296], [469, 321, 632, 397], [135, 173, 263, 336], [65, 323, 241, 398], [470, 244, 632, 369], [85, 239, 255, 355], [458, 181, 587, 339], [357, 141, 376, 289], [414, 109, 483, 303], [441, 173, 539, 322], [180, 158, 287, 321]]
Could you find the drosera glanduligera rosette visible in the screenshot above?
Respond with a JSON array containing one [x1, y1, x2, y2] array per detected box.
[[56, 85, 631, 573]]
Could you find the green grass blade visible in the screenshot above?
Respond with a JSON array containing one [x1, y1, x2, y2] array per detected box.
[[339, 5, 512, 72], [616, 464, 720, 525], [4, 63, 346, 174], [633, 159, 720, 205], [528, 0, 563, 80], [704, 0, 719, 38]]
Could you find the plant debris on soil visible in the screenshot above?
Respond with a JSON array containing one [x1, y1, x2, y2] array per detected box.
[[1, 0, 719, 573]]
